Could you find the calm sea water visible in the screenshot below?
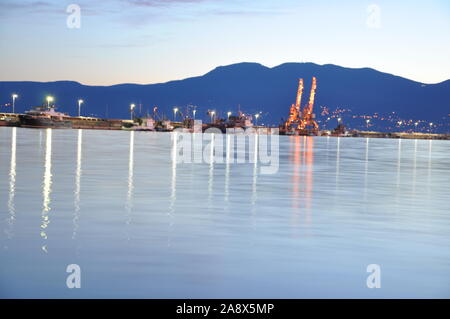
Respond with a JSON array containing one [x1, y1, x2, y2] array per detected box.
[[0, 127, 449, 298]]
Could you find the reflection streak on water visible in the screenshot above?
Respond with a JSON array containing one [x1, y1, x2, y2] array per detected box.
[[251, 134, 258, 207], [170, 132, 177, 208], [335, 137, 341, 191], [428, 140, 432, 193], [208, 134, 214, 204], [41, 128, 52, 252], [364, 138, 369, 201], [412, 139, 418, 198], [127, 131, 134, 208], [125, 131, 135, 240], [305, 137, 313, 224], [73, 129, 82, 239], [291, 136, 302, 211], [225, 134, 231, 202], [6, 127, 17, 239], [290, 136, 314, 228]]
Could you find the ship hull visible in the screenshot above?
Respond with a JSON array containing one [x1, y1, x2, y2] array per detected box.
[[19, 115, 72, 129]]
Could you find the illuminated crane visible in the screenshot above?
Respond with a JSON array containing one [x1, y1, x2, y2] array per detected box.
[[284, 77, 319, 134], [285, 79, 303, 128], [299, 76, 319, 131]]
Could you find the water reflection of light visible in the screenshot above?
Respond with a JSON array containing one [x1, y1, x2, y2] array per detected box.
[[126, 131, 135, 240], [6, 127, 17, 239], [225, 134, 231, 202], [208, 134, 214, 204], [170, 132, 177, 206], [251, 134, 258, 207], [41, 128, 52, 253], [127, 131, 134, 205], [335, 137, 341, 188], [168, 132, 178, 247], [427, 140, 432, 197], [396, 138, 402, 190], [364, 138, 369, 201], [73, 129, 82, 239], [412, 139, 418, 196], [291, 136, 302, 210], [290, 136, 314, 229], [304, 137, 313, 224]]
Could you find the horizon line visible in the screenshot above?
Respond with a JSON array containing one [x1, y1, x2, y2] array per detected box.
[[1, 61, 449, 87]]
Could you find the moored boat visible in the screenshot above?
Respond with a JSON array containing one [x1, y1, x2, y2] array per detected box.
[[19, 106, 72, 129]]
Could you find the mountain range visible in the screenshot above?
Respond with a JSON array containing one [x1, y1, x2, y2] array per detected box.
[[1, 62, 449, 131]]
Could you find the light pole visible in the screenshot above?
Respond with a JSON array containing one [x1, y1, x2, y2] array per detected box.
[[193, 108, 197, 120], [46, 96, 54, 108], [429, 122, 433, 133], [227, 111, 232, 120], [130, 104, 135, 120], [414, 122, 418, 132], [173, 107, 178, 121], [366, 119, 370, 129], [12, 94, 18, 114], [338, 117, 342, 125], [210, 111, 215, 124], [255, 113, 260, 126], [78, 99, 84, 117]]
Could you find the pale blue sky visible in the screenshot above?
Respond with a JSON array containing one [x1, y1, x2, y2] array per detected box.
[[1, 0, 449, 85]]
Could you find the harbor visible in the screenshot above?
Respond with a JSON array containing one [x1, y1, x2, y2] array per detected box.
[[1, 82, 449, 140]]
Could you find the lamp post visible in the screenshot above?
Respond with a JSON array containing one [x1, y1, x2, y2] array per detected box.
[[130, 104, 135, 120], [227, 111, 232, 120], [414, 122, 418, 132], [255, 113, 260, 126], [46, 96, 54, 108], [366, 119, 370, 129], [210, 111, 215, 124], [78, 99, 84, 117], [12, 94, 18, 114], [429, 122, 433, 133], [173, 107, 178, 121], [193, 108, 197, 120]]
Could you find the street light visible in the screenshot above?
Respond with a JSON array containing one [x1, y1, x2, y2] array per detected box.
[[255, 113, 260, 126], [193, 108, 197, 120], [429, 122, 433, 133], [12, 94, 18, 114], [130, 103, 135, 120], [210, 111, 215, 123], [173, 107, 178, 121], [414, 122, 418, 132], [366, 119, 370, 129], [46, 96, 54, 108], [227, 111, 232, 120], [78, 99, 84, 117]]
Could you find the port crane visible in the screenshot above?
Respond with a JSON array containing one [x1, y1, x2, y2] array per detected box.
[[284, 77, 319, 134]]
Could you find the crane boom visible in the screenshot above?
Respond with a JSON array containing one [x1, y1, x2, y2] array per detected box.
[[295, 78, 304, 111], [307, 77, 316, 113]]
